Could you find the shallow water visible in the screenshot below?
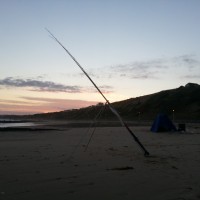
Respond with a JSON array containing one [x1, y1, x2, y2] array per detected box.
[[0, 122, 35, 128]]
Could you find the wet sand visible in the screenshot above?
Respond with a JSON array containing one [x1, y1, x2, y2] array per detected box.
[[0, 122, 200, 200]]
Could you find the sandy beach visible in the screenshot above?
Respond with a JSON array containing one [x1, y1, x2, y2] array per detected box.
[[0, 122, 200, 200]]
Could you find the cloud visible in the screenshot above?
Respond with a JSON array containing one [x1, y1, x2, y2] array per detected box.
[[172, 54, 200, 69], [107, 59, 166, 79], [70, 59, 166, 80], [0, 77, 82, 93], [181, 75, 200, 79], [103, 54, 200, 80], [0, 99, 35, 105], [0, 96, 99, 115], [0, 77, 114, 94]]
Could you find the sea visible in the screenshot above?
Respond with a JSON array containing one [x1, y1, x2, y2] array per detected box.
[[0, 119, 35, 128]]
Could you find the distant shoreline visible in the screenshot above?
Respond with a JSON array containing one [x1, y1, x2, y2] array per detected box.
[[0, 120, 32, 123], [0, 120, 37, 128]]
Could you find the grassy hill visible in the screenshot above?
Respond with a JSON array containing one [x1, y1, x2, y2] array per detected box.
[[112, 83, 200, 120], [26, 83, 200, 121], [1, 83, 200, 121]]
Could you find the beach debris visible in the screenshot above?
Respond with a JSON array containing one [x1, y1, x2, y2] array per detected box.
[[108, 147, 117, 151], [106, 166, 134, 171], [171, 165, 178, 170]]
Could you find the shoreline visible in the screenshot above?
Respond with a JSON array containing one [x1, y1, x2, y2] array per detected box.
[[0, 120, 199, 133]]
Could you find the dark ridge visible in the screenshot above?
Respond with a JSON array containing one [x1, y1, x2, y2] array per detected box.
[[1, 83, 199, 121]]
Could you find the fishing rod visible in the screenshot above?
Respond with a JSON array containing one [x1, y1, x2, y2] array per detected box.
[[46, 29, 150, 156]]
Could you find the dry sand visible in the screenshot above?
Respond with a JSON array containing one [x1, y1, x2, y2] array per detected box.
[[0, 122, 200, 200]]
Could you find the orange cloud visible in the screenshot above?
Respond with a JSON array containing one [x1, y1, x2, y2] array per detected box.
[[0, 97, 99, 115]]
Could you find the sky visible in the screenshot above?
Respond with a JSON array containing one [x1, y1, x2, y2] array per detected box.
[[0, 0, 200, 115]]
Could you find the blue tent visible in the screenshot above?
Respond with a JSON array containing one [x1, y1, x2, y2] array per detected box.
[[151, 114, 177, 132]]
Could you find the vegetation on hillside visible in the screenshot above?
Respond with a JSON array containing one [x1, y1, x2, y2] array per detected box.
[[1, 83, 199, 121]]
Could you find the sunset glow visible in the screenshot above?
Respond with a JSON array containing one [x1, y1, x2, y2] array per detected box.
[[1, 1, 200, 115]]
